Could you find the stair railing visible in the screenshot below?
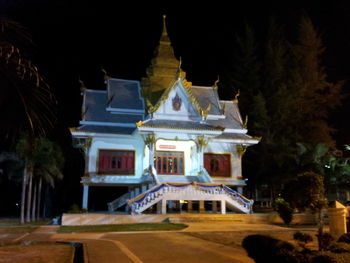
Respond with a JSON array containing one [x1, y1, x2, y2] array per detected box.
[[128, 183, 253, 214]]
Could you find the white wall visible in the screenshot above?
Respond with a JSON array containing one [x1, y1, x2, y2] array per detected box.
[[88, 134, 144, 178], [204, 141, 241, 180]]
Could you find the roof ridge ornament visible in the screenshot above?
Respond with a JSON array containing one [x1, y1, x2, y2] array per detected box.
[[213, 75, 219, 89], [78, 76, 86, 95], [177, 56, 186, 79], [233, 89, 240, 103], [101, 68, 111, 82]]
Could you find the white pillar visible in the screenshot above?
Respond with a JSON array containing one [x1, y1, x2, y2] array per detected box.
[[157, 199, 167, 214], [130, 188, 135, 199], [221, 200, 226, 214], [161, 199, 167, 214], [82, 185, 89, 210], [149, 136, 155, 171], [187, 201, 193, 213], [212, 201, 217, 213], [199, 200, 205, 213], [237, 187, 243, 194], [135, 187, 140, 197]]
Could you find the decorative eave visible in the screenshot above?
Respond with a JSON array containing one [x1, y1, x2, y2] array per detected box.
[[211, 137, 260, 144], [138, 126, 223, 135]]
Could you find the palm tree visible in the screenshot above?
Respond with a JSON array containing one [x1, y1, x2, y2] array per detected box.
[[16, 135, 64, 223], [32, 139, 64, 221], [1, 18, 57, 223]]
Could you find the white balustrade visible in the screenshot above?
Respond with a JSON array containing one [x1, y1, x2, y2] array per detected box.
[[128, 183, 253, 214]]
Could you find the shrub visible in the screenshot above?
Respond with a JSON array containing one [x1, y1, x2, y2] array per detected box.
[[242, 234, 303, 263], [67, 204, 87, 214], [311, 254, 337, 263], [294, 231, 313, 250], [274, 198, 293, 225], [337, 232, 350, 244], [294, 231, 313, 243], [316, 233, 334, 251], [329, 242, 350, 253]]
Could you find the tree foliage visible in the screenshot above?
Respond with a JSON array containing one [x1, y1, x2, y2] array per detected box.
[[227, 16, 344, 197], [0, 18, 56, 146]]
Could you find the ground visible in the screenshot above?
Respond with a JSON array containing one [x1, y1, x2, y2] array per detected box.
[[0, 220, 349, 262]]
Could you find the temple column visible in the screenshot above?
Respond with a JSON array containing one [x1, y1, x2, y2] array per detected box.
[[196, 136, 207, 172], [187, 201, 193, 213], [141, 184, 147, 193], [157, 199, 167, 214], [147, 134, 156, 172], [134, 187, 140, 197], [237, 187, 243, 194], [199, 200, 205, 213], [82, 185, 89, 210], [212, 201, 217, 213], [130, 188, 135, 199], [221, 200, 226, 214]]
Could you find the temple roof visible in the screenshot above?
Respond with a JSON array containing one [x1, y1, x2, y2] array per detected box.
[[106, 79, 144, 111], [82, 89, 143, 123], [191, 86, 222, 116]]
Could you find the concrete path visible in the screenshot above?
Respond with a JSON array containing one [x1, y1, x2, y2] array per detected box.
[[0, 223, 310, 263]]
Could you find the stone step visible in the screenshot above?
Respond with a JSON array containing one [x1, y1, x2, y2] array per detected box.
[[166, 215, 246, 223]]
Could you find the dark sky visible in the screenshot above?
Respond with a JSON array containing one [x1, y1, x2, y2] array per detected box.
[[2, 0, 350, 144]]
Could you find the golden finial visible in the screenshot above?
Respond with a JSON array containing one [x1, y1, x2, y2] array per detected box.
[[233, 90, 240, 103], [161, 14, 170, 42], [78, 76, 86, 94], [101, 68, 110, 81], [213, 75, 219, 89], [162, 15, 167, 37], [136, 120, 143, 127], [177, 57, 186, 79], [200, 103, 211, 119], [243, 115, 248, 128]]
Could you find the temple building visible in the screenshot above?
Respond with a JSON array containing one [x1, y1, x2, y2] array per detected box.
[[70, 16, 259, 214]]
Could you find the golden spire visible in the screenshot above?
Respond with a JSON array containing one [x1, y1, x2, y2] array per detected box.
[[160, 14, 170, 42]]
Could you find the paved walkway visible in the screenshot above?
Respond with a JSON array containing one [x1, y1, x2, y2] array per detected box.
[[0, 223, 316, 263]]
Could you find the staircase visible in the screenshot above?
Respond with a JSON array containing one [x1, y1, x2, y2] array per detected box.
[[107, 192, 131, 212], [128, 183, 253, 214]]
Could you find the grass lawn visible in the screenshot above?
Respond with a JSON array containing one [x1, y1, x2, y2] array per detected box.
[[59, 222, 188, 233], [0, 218, 51, 233], [0, 243, 73, 263]]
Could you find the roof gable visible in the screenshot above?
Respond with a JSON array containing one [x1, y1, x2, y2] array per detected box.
[[151, 79, 202, 121]]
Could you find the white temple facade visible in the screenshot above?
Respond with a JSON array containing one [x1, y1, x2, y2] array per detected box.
[[70, 16, 259, 214]]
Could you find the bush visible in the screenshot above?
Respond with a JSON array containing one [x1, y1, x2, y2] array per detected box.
[[337, 233, 350, 244], [316, 233, 334, 251], [294, 231, 313, 243], [329, 242, 350, 253], [274, 198, 293, 225], [242, 234, 303, 263], [311, 254, 337, 263], [67, 204, 87, 214], [294, 231, 313, 250]]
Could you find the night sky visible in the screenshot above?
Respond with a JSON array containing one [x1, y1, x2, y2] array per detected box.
[[2, 0, 350, 142]]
